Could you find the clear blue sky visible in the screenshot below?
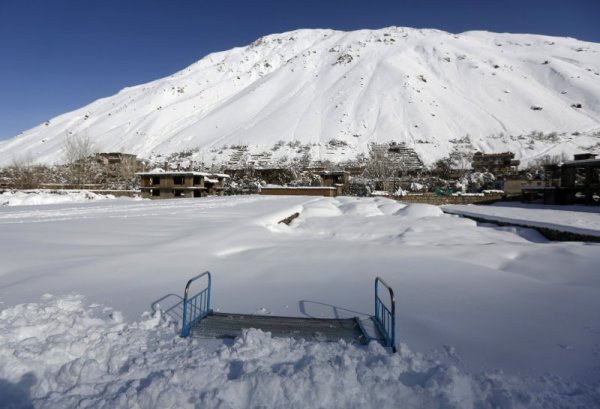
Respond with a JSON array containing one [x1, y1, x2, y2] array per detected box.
[[0, 0, 598, 141]]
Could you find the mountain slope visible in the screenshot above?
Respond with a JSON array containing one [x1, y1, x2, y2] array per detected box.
[[1, 27, 599, 166]]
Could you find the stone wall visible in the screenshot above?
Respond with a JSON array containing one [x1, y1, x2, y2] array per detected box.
[[261, 187, 337, 197], [396, 193, 505, 205]]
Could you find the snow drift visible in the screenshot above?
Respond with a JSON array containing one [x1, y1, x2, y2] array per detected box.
[[0, 190, 124, 206], [0, 294, 597, 409]]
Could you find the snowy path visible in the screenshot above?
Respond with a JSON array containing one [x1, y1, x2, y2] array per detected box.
[[444, 202, 600, 238], [1, 196, 599, 407]]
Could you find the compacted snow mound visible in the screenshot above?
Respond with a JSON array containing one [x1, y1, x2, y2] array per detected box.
[[0, 190, 121, 206], [0, 294, 597, 409], [395, 203, 444, 219]]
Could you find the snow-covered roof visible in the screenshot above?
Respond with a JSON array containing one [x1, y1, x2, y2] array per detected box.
[[561, 158, 600, 167], [135, 171, 223, 177], [318, 171, 349, 175], [262, 185, 335, 190]]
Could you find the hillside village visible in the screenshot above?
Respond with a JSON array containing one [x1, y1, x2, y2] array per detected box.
[[1, 27, 599, 206], [1, 138, 598, 206]]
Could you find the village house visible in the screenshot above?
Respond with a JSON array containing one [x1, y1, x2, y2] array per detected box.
[[502, 178, 544, 195], [317, 170, 350, 195], [370, 142, 424, 173], [94, 152, 140, 168], [260, 170, 350, 197], [522, 153, 600, 205], [93, 152, 144, 190], [472, 151, 520, 176], [136, 169, 229, 199]]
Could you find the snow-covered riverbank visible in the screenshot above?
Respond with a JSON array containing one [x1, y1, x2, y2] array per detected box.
[[444, 202, 600, 238]]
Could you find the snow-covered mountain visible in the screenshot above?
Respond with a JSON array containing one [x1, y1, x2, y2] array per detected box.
[[1, 27, 599, 167]]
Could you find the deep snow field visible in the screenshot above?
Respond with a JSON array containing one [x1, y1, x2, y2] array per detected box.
[[1, 195, 599, 408]]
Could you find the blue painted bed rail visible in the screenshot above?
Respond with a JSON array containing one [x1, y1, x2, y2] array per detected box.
[[374, 277, 396, 352], [180, 271, 212, 337], [180, 272, 397, 353]]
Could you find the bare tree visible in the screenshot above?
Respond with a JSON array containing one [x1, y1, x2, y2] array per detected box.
[[432, 157, 453, 180], [64, 133, 96, 163], [8, 154, 41, 189], [363, 149, 395, 181], [363, 148, 397, 193], [63, 133, 99, 187], [530, 152, 570, 168]]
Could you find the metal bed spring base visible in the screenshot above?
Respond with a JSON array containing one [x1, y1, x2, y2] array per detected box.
[[180, 271, 396, 352]]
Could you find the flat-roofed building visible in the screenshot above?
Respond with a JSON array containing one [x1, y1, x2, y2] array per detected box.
[[136, 169, 229, 199], [472, 152, 520, 176], [317, 170, 349, 195], [522, 153, 599, 205]]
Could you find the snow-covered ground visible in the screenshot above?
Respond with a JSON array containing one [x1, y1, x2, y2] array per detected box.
[[444, 202, 600, 238], [1, 195, 599, 408]]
